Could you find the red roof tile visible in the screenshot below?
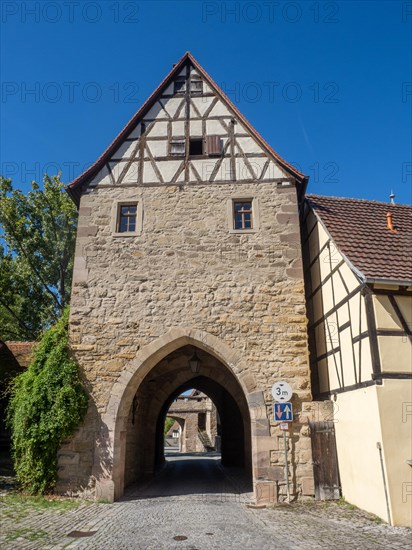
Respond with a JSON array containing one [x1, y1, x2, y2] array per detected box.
[[307, 195, 412, 284], [4, 341, 35, 367]]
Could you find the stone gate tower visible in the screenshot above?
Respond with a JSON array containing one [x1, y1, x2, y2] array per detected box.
[[62, 52, 314, 503]]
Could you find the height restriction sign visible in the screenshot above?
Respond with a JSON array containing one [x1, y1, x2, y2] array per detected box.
[[271, 381, 293, 402]]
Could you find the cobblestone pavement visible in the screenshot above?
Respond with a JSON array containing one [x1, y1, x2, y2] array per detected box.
[[1, 454, 411, 549]]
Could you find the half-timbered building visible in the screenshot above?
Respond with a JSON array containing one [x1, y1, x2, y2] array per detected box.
[[302, 195, 412, 526]]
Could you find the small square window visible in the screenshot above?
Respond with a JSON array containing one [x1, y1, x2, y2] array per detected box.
[[171, 140, 185, 156], [233, 201, 253, 230], [189, 138, 203, 156], [117, 204, 137, 233], [174, 79, 186, 94]]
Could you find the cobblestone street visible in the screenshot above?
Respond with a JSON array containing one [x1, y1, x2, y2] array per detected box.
[[1, 454, 411, 549]]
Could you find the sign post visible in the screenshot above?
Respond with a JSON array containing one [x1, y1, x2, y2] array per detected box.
[[272, 381, 293, 503], [282, 430, 291, 502]]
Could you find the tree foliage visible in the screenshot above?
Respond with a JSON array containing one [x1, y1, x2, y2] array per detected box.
[[0, 175, 77, 340], [164, 416, 175, 435], [7, 308, 88, 494]]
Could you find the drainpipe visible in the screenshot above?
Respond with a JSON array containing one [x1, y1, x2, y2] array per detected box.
[[376, 442, 392, 525]]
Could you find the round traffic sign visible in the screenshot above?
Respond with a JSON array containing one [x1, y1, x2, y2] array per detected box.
[[271, 381, 293, 402]]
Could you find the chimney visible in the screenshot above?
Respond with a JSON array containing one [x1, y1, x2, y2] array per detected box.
[[386, 211, 394, 231], [390, 191, 395, 204]]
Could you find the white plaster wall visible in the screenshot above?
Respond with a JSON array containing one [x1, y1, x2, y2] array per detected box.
[[236, 137, 262, 155], [112, 140, 137, 159], [90, 165, 111, 187], [148, 141, 168, 158], [147, 121, 168, 138], [206, 119, 227, 135], [161, 97, 185, 119]]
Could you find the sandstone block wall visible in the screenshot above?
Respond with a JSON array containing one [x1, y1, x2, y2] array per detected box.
[[60, 181, 314, 500]]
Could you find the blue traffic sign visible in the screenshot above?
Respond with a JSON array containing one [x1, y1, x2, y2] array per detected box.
[[274, 403, 293, 422]]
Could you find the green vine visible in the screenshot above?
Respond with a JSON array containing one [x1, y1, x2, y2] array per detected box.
[[7, 308, 88, 494]]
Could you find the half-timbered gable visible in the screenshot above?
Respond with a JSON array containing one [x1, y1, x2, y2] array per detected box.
[[302, 194, 412, 526], [68, 53, 304, 203]]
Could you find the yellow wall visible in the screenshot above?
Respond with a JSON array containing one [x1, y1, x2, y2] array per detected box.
[[333, 386, 390, 522], [373, 295, 412, 374], [305, 208, 412, 525], [377, 380, 412, 526], [377, 336, 412, 373]]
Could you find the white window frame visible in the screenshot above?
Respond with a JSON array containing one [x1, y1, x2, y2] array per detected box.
[[226, 196, 259, 234], [111, 199, 143, 237]]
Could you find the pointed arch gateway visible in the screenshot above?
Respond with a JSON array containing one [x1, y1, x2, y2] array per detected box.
[[91, 328, 274, 502]]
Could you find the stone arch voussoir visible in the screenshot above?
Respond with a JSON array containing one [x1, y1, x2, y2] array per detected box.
[[103, 327, 258, 432], [94, 327, 264, 502]]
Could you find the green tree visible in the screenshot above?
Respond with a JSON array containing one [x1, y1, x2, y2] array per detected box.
[[0, 175, 77, 340], [7, 308, 88, 494], [164, 416, 175, 435]]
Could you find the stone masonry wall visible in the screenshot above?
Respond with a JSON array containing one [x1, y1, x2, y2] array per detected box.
[[63, 181, 313, 499]]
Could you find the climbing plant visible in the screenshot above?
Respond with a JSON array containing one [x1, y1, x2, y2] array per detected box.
[[164, 417, 175, 435], [7, 308, 88, 494]]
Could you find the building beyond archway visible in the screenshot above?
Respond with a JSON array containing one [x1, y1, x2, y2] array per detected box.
[[165, 390, 219, 454]]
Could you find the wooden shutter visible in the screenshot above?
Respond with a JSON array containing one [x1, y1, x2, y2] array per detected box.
[[206, 136, 222, 157], [309, 421, 341, 500]]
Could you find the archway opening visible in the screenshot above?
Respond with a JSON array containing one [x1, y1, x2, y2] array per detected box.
[[121, 345, 252, 494], [163, 389, 220, 455]]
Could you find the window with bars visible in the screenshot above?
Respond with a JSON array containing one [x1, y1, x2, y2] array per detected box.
[[117, 204, 137, 233], [233, 201, 253, 230]]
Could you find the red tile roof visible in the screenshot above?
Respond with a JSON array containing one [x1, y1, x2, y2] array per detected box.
[[67, 52, 307, 205], [4, 341, 35, 367], [307, 195, 412, 284]]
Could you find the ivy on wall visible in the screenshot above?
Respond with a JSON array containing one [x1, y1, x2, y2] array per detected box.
[[7, 308, 88, 494]]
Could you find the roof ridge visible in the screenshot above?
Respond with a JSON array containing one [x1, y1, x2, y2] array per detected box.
[[307, 194, 412, 208], [307, 194, 412, 283]]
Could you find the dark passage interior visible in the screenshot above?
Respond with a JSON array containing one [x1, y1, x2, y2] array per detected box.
[[122, 345, 252, 493]]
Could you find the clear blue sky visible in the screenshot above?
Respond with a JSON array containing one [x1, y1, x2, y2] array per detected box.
[[1, 0, 411, 204]]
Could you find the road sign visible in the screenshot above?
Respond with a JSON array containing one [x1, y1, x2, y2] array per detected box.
[[279, 422, 289, 431], [272, 381, 293, 402], [274, 403, 293, 422]]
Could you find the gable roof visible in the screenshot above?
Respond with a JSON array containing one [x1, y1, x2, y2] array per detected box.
[[66, 52, 307, 206], [307, 194, 412, 285]]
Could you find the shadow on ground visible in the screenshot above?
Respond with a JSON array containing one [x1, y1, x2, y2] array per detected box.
[[121, 452, 253, 502]]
